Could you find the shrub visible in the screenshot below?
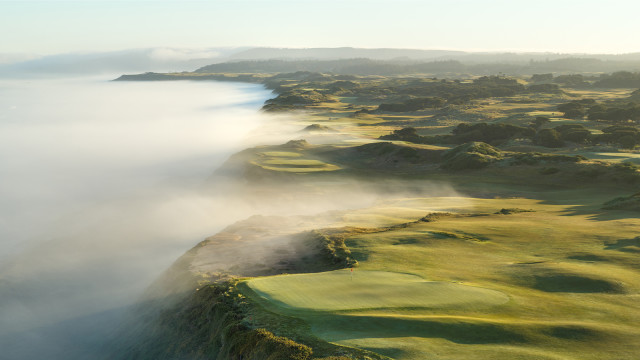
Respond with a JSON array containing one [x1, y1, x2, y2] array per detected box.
[[527, 83, 561, 93], [554, 124, 591, 143], [451, 123, 535, 144], [535, 129, 564, 148], [377, 96, 446, 112], [557, 101, 589, 119], [441, 142, 502, 171], [603, 192, 640, 211], [532, 116, 550, 129]]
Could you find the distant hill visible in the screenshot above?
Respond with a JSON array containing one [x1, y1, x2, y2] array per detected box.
[[0, 47, 244, 77], [229, 47, 467, 61], [7, 47, 640, 77], [229, 47, 640, 65], [195, 57, 640, 76]]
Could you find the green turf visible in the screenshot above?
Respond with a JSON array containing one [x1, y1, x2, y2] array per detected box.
[[247, 270, 509, 312], [239, 194, 640, 359]]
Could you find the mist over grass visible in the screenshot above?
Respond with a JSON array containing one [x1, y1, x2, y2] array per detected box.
[[0, 75, 468, 359], [0, 77, 277, 358]]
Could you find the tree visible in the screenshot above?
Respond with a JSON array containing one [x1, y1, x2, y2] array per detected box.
[[531, 73, 553, 83]]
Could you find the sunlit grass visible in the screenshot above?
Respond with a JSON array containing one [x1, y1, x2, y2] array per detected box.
[[241, 194, 640, 359]]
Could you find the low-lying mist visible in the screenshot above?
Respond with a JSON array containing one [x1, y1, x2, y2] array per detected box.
[[0, 76, 469, 359], [0, 77, 277, 359]]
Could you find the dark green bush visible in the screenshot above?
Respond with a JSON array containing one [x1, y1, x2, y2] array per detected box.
[[535, 129, 565, 148], [441, 142, 501, 171]]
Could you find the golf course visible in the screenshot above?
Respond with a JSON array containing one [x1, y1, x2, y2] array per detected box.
[[112, 63, 640, 360], [233, 192, 640, 359]]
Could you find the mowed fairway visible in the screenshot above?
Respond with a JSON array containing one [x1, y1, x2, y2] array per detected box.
[[247, 270, 509, 311]]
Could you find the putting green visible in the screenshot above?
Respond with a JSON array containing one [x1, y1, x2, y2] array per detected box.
[[247, 270, 509, 311]]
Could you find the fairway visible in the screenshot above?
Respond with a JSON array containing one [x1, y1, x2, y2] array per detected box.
[[247, 270, 509, 311], [239, 196, 640, 359]]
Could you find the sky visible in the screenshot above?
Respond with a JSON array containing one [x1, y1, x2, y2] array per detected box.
[[1, 0, 640, 55]]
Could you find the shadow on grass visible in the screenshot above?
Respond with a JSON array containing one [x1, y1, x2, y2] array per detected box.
[[532, 274, 625, 294], [566, 253, 609, 262], [604, 237, 640, 253], [312, 314, 528, 345]]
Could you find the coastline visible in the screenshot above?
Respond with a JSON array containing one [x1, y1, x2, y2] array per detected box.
[[86, 71, 640, 359]]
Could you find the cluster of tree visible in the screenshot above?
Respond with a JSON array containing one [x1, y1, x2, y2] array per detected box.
[[526, 83, 562, 93], [554, 74, 590, 87], [451, 122, 535, 143], [597, 125, 640, 148], [379, 127, 426, 143], [593, 71, 640, 88], [530, 73, 553, 83], [327, 80, 361, 93], [194, 58, 640, 77], [529, 72, 640, 89], [535, 124, 640, 148], [529, 73, 590, 88], [379, 123, 534, 145], [587, 102, 640, 122], [556, 99, 596, 119], [377, 97, 446, 112], [534, 124, 591, 147], [381, 122, 639, 149], [262, 89, 336, 111], [389, 76, 525, 103], [557, 97, 640, 122], [372, 76, 558, 111]]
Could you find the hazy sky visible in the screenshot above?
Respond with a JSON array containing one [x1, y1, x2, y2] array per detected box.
[[2, 0, 640, 55]]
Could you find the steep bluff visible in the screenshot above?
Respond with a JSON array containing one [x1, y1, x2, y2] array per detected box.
[[106, 215, 384, 360]]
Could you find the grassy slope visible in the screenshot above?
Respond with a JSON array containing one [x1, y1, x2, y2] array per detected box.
[[240, 193, 640, 360]]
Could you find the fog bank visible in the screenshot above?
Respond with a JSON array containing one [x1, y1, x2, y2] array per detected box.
[[0, 77, 274, 358], [0, 75, 470, 360]]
